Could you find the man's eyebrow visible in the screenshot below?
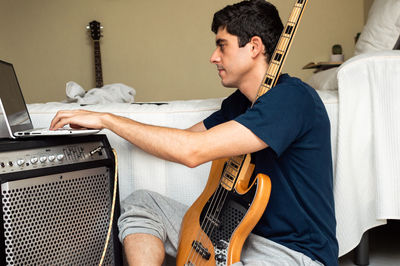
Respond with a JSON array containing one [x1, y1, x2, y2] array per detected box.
[[216, 39, 227, 46]]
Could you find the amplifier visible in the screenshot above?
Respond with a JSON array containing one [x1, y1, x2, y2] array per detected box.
[[0, 134, 122, 265]]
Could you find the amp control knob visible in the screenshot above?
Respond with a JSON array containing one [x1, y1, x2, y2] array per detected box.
[[30, 157, 38, 164], [56, 154, 64, 161], [48, 155, 56, 162], [39, 156, 47, 163], [17, 159, 25, 166]]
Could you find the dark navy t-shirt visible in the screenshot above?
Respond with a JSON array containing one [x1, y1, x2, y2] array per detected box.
[[203, 74, 338, 266]]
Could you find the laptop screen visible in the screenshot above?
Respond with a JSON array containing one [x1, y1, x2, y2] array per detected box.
[[0, 60, 33, 133]]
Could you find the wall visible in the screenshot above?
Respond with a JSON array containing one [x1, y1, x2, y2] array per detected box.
[[0, 0, 364, 103], [364, 0, 374, 20]]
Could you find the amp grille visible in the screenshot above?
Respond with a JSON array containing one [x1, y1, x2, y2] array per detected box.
[[1, 167, 114, 265]]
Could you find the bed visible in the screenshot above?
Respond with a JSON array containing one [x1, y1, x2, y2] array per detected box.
[[311, 50, 400, 256], [310, 0, 400, 257]]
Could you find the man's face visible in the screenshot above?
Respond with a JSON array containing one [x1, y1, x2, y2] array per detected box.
[[210, 27, 253, 88]]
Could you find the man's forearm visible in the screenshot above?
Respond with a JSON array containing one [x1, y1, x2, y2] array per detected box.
[[102, 113, 202, 167]]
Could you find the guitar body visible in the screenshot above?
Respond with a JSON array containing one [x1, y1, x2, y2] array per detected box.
[[177, 157, 271, 265]]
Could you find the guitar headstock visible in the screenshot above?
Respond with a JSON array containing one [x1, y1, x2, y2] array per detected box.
[[87, 20, 103, 41]]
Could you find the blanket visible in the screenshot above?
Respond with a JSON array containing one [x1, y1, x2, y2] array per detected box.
[[65, 81, 136, 104], [335, 51, 400, 255]]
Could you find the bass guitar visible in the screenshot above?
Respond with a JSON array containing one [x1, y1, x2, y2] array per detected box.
[[176, 1, 309, 265]]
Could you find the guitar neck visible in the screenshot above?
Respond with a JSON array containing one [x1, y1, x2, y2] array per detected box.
[[94, 40, 104, 88], [255, 0, 308, 100]]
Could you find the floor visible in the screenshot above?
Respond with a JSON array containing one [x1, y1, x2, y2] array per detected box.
[[339, 220, 400, 266]]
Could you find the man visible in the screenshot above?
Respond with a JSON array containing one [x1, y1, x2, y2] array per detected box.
[[50, 0, 338, 265]]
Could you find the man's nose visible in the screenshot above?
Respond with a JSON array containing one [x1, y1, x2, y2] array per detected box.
[[210, 49, 220, 64]]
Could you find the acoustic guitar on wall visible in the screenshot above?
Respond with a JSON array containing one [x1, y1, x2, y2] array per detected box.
[[176, 0, 309, 265], [87, 20, 104, 88]]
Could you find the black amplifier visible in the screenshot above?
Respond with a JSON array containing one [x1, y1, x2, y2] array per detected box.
[[0, 134, 122, 265]]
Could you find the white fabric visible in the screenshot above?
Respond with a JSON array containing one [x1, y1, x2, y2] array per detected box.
[[65, 81, 136, 104], [335, 50, 400, 255], [27, 98, 223, 205], [317, 90, 338, 178], [354, 0, 400, 55], [307, 67, 339, 91]]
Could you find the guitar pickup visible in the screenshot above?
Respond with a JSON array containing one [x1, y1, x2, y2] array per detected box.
[[191, 240, 211, 260]]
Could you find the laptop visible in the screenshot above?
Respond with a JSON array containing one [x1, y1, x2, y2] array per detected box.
[[0, 59, 100, 139]]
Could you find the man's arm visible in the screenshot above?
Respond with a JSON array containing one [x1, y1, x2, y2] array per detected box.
[[50, 110, 268, 168], [186, 121, 207, 132]]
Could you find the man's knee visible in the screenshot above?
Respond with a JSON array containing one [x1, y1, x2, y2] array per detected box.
[[121, 189, 159, 208], [118, 189, 167, 243]]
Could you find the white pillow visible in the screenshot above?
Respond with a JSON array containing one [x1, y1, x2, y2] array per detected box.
[[306, 67, 339, 91], [354, 0, 400, 55]]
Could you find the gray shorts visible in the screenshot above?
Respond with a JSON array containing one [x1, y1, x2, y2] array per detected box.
[[118, 189, 324, 266]]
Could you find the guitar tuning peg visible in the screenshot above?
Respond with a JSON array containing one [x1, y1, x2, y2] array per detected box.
[[86, 25, 90, 30], [100, 26, 104, 29]]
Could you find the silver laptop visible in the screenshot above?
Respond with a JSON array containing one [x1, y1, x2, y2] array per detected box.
[[0, 59, 100, 139]]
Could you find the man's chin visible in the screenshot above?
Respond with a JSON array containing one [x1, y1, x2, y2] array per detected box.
[[220, 80, 235, 88]]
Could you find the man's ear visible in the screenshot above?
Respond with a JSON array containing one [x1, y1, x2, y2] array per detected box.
[[249, 36, 265, 58]]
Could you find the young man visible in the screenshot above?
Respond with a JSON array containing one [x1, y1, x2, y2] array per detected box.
[[50, 0, 338, 265]]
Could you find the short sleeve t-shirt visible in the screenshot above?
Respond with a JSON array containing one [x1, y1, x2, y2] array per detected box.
[[203, 74, 338, 266]]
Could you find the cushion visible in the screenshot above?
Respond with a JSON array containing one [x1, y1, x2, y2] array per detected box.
[[354, 0, 400, 55], [306, 67, 339, 91]]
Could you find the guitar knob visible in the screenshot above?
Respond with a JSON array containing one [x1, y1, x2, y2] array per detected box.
[[215, 253, 226, 262]]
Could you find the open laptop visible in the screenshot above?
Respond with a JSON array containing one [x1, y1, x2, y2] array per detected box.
[[0, 59, 100, 139]]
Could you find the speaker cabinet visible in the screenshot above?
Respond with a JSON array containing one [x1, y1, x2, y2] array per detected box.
[[0, 135, 122, 265]]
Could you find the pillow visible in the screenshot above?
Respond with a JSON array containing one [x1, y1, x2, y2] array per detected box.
[[306, 67, 339, 91], [354, 0, 400, 55]]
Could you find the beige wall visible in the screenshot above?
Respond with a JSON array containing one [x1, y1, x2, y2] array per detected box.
[[0, 0, 365, 103], [364, 0, 374, 19]]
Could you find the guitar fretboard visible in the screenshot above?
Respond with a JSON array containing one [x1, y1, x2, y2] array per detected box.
[[94, 41, 103, 88], [255, 0, 308, 100]]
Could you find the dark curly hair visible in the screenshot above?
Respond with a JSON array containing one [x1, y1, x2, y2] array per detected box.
[[211, 0, 283, 62]]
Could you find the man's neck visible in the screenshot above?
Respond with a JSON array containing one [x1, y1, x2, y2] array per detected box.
[[238, 64, 268, 103]]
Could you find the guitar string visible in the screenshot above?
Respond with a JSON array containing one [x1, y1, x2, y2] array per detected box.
[[189, 159, 239, 260], [187, 180, 228, 265], [200, 156, 247, 264], [187, 156, 246, 265], [185, 161, 234, 265], [184, 183, 223, 265]]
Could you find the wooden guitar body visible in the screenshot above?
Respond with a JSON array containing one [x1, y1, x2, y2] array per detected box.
[[176, 156, 271, 265]]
